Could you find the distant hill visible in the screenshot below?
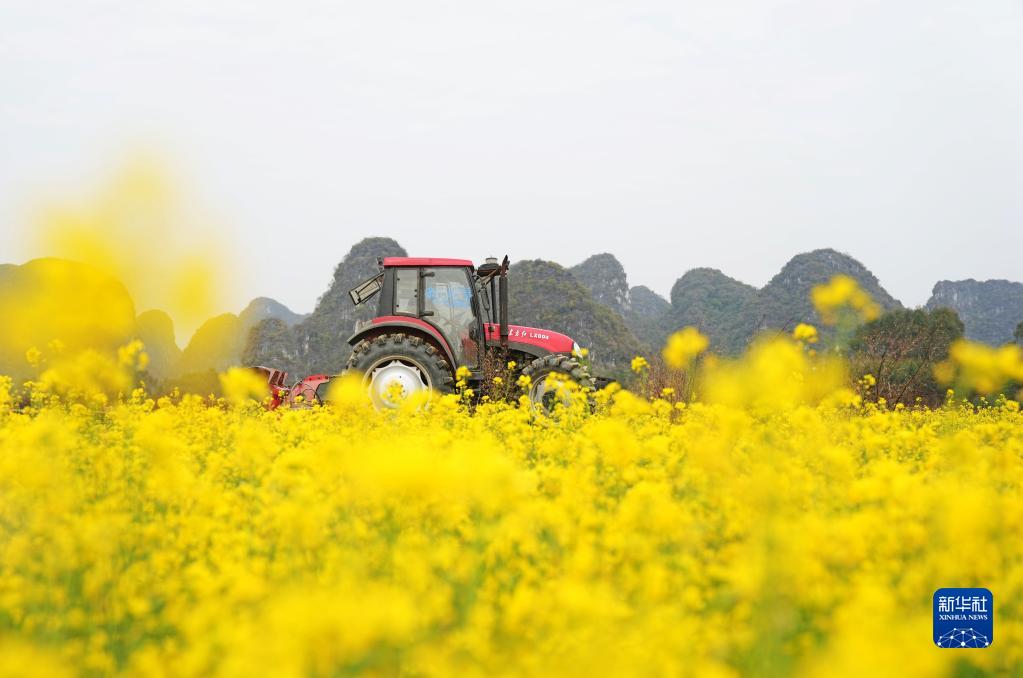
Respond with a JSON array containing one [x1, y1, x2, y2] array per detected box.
[[572, 249, 903, 355], [4, 245, 997, 391], [135, 310, 181, 380], [570, 254, 631, 314], [176, 313, 246, 376], [630, 285, 671, 319], [748, 248, 901, 342], [663, 249, 902, 353], [244, 237, 407, 376], [131, 296, 306, 387], [239, 297, 307, 330], [625, 285, 671, 349], [926, 279, 1023, 346], [243, 317, 294, 370], [569, 253, 672, 351], [663, 268, 759, 354]]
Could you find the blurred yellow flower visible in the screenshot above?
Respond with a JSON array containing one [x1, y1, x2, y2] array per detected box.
[[939, 339, 1023, 394], [0, 293, 1021, 677], [792, 323, 819, 344], [218, 366, 270, 406], [631, 356, 649, 374], [662, 327, 709, 369], [24, 346, 42, 367], [811, 275, 881, 325]]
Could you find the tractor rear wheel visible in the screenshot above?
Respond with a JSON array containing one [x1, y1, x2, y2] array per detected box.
[[346, 334, 454, 409], [521, 354, 595, 412]]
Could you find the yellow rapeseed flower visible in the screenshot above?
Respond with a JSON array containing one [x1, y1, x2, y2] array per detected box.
[[24, 346, 42, 367], [792, 322, 819, 344], [662, 327, 709, 369], [0, 305, 1021, 677], [811, 275, 882, 325], [941, 339, 1023, 394]]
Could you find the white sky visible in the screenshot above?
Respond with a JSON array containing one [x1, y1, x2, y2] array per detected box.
[[2, 0, 1021, 318]]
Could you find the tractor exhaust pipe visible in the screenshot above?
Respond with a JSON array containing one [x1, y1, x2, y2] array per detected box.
[[499, 255, 509, 350]]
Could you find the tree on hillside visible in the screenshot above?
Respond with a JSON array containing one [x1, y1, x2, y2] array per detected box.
[[849, 308, 964, 406], [1015, 321, 1023, 346]]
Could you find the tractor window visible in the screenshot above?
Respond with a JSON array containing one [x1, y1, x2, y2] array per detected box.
[[394, 268, 418, 315], [424, 268, 477, 367]]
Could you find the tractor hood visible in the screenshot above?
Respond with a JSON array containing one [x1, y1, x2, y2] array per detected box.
[[483, 322, 576, 355]]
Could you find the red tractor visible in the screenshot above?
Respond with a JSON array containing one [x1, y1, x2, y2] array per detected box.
[[256, 255, 596, 410], [344, 255, 595, 409]]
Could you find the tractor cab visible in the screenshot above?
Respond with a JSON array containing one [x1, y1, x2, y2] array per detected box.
[[345, 255, 591, 409], [350, 257, 484, 371]]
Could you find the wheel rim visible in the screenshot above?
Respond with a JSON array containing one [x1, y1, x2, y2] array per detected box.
[[529, 375, 571, 411], [364, 357, 433, 409]]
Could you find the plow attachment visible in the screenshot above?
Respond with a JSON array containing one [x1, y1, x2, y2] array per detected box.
[[248, 366, 333, 409]]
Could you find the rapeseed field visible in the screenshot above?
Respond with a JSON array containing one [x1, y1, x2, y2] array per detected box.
[[1, 334, 1021, 677]]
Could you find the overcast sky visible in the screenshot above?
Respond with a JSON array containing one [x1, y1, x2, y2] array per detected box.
[[2, 0, 1021, 319]]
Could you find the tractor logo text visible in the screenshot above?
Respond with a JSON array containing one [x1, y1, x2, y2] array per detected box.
[[508, 328, 550, 341]]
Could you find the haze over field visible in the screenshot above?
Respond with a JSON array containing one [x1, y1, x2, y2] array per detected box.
[[2, 1, 1022, 319]]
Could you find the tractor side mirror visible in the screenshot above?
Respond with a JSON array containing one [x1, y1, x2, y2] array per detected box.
[[349, 272, 383, 306]]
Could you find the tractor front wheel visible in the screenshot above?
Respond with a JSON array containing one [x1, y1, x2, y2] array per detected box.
[[520, 354, 595, 412], [346, 334, 454, 409]]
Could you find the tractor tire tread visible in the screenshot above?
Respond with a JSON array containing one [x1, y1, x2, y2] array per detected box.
[[521, 354, 596, 391], [345, 333, 455, 393]]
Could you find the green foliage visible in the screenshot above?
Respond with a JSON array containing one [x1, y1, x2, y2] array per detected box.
[[849, 308, 964, 406], [1016, 321, 1023, 346]]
